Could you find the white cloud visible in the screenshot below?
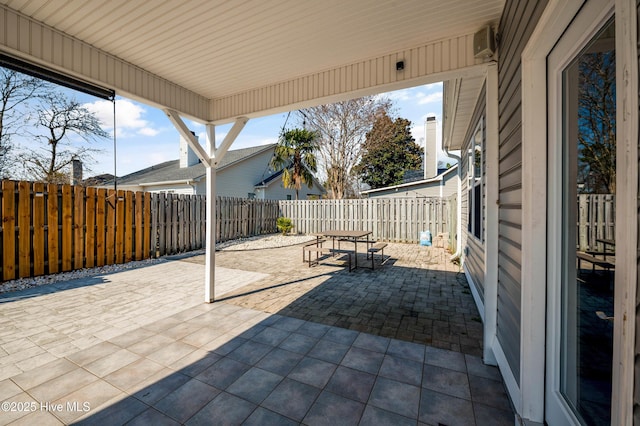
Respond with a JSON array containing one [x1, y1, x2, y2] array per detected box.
[[84, 99, 161, 138], [138, 127, 160, 137], [416, 91, 443, 105], [412, 124, 425, 146], [386, 89, 412, 102]]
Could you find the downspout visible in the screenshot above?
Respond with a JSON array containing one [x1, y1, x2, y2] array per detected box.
[[443, 78, 463, 262], [444, 147, 462, 262]]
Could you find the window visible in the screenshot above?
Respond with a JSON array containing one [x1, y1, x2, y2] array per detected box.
[[468, 118, 484, 241], [247, 193, 256, 199]]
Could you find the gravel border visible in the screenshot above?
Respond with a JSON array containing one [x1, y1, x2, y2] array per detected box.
[[0, 233, 315, 295], [216, 234, 316, 251]]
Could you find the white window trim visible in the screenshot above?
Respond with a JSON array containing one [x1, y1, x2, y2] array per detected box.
[[611, 0, 638, 421], [467, 117, 484, 243]]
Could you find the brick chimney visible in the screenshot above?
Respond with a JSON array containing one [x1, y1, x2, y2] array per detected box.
[[70, 158, 83, 185]]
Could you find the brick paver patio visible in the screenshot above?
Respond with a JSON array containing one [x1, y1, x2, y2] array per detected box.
[[0, 241, 513, 425], [191, 242, 483, 356]]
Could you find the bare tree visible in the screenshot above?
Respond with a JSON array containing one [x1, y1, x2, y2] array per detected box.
[[298, 96, 392, 199], [0, 68, 51, 177], [20, 92, 109, 184], [578, 50, 616, 194]]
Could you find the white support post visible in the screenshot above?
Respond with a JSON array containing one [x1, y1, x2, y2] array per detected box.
[[205, 124, 216, 303], [483, 62, 499, 366], [164, 110, 249, 303]]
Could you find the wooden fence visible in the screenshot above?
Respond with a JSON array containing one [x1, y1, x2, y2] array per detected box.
[[0, 181, 280, 281], [279, 197, 455, 244], [3, 182, 612, 282], [1, 181, 155, 281], [577, 193, 615, 251], [216, 197, 280, 243]]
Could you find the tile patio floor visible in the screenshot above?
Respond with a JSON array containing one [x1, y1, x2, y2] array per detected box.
[[0, 242, 514, 425]]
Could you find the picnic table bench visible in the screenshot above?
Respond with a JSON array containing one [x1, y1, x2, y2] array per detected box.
[[577, 251, 615, 272], [302, 242, 354, 271], [366, 242, 388, 269]]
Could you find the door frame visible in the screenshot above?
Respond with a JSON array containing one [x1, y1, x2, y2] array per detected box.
[[520, 0, 637, 424], [546, 2, 614, 424]]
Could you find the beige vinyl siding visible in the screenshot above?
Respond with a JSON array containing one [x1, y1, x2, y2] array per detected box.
[[263, 180, 324, 201], [0, 7, 210, 121], [366, 171, 458, 199], [461, 153, 470, 259], [466, 238, 485, 300], [496, 0, 548, 385], [142, 184, 195, 195], [461, 84, 486, 301], [211, 34, 484, 122], [441, 171, 458, 198], [216, 150, 276, 199]]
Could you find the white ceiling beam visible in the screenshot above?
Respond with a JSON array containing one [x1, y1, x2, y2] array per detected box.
[[165, 109, 212, 167], [212, 117, 249, 167]]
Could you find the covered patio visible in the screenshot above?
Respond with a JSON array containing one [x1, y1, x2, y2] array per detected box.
[[0, 243, 512, 425]]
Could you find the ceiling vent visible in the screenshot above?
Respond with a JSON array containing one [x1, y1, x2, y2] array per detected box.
[[473, 26, 495, 59]]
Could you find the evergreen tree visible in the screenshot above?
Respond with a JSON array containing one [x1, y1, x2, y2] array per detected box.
[[355, 112, 422, 189]]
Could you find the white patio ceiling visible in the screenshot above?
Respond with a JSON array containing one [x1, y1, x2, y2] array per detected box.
[[0, 0, 502, 134]]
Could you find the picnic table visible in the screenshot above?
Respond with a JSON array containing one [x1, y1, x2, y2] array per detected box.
[[577, 238, 615, 277], [303, 229, 388, 270], [319, 230, 372, 269]]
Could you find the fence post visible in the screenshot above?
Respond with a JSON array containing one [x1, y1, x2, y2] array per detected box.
[[85, 187, 96, 268], [96, 188, 106, 266], [18, 181, 31, 278], [73, 185, 85, 270], [33, 182, 46, 276], [2, 181, 16, 280], [47, 184, 60, 274], [61, 185, 73, 272]]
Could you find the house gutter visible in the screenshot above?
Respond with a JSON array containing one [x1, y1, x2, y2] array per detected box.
[[361, 171, 450, 195], [138, 178, 203, 187]]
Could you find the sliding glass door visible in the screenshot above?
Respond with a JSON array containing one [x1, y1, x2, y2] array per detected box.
[[546, 2, 616, 425]]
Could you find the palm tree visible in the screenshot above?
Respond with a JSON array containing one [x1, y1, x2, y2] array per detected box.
[[271, 128, 319, 200]]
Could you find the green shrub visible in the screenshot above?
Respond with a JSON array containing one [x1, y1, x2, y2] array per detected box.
[[276, 217, 293, 235]]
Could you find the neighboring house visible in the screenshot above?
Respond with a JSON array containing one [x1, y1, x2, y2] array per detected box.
[[362, 116, 459, 199], [362, 164, 458, 198], [83, 173, 115, 187], [111, 139, 325, 200]]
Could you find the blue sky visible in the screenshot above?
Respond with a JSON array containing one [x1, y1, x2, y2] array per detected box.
[[80, 82, 448, 178]]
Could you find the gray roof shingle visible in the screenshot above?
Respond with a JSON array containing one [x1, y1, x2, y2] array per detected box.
[[114, 144, 276, 185]]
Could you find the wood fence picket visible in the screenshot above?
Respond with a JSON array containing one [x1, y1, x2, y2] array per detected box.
[[4, 178, 574, 282], [279, 197, 454, 244], [577, 194, 615, 251]]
